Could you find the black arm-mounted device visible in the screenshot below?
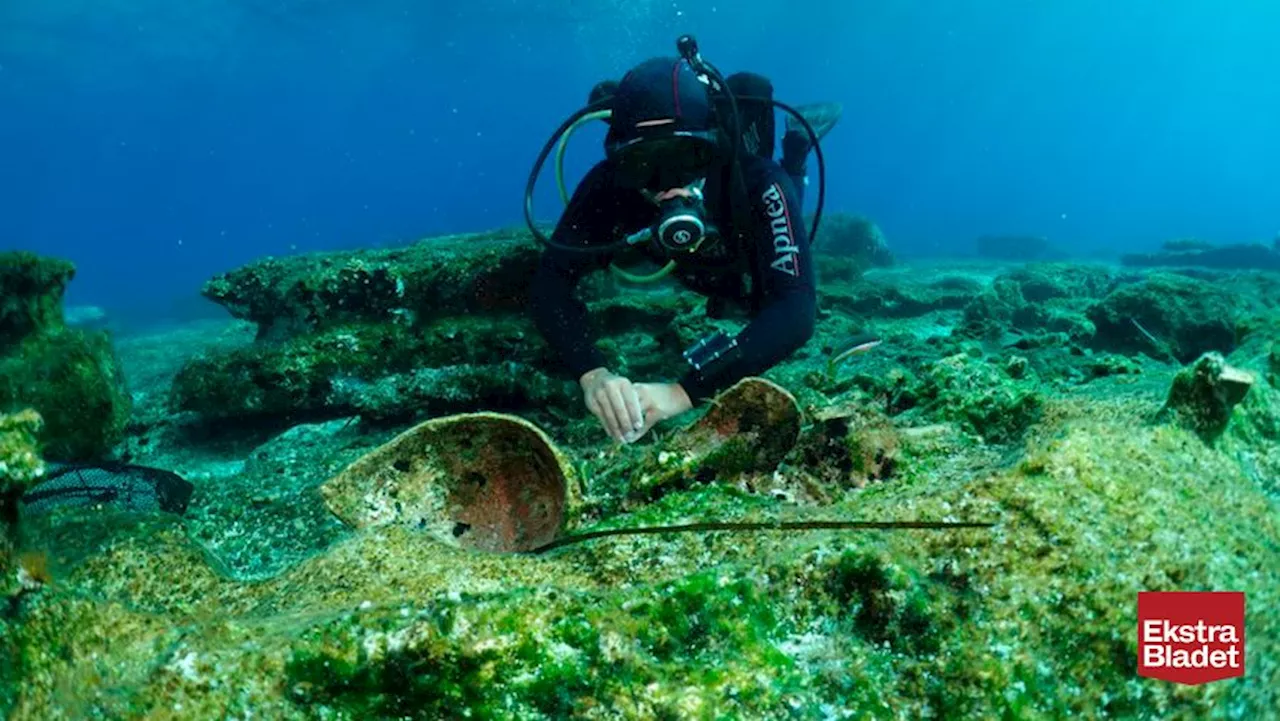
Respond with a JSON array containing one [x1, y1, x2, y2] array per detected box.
[[682, 330, 743, 385]]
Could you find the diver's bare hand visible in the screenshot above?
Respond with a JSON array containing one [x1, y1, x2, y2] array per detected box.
[[629, 382, 694, 442], [579, 367, 645, 443]]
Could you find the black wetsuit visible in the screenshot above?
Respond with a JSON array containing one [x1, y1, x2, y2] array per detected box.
[[530, 154, 816, 404]]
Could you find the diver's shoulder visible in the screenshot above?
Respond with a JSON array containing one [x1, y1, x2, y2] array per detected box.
[[738, 156, 799, 199]]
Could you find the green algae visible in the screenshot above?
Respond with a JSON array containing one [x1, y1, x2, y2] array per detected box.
[[7, 394, 1278, 719], [913, 351, 1043, 442], [812, 212, 895, 270], [0, 251, 74, 347], [0, 329, 131, 461], [955, 264, 1105, 344], [1002, 262, 1114, 302], [0, 409, 44, 496], [283, 572, 789, 720], [0, 251, 131, 461], [4, 255, 1280, 718], [1086, 272, 1247, 362], [169, 318, 563, 421], [200, 230, 613, 342], [1158, 352, 1255, 443], [820, 274, 978, 319], [1, 408, 45, 615]]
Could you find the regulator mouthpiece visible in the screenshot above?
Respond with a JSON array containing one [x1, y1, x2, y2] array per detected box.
[[651, 184, 714, 254]]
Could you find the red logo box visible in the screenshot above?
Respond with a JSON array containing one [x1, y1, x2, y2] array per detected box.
[[1138, 591, 1245, 685]]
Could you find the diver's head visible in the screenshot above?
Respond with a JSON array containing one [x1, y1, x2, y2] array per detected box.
[[588, 80, 620, 108], [604, 56, 722, 194]]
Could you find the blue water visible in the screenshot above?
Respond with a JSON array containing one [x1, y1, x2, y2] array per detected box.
[[3, 1, 1278, 322]]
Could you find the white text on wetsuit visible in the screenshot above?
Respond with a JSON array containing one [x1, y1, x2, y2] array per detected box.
[[762, 184, 800, 277]]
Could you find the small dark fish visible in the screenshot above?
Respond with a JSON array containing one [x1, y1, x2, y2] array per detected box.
[[20, 463, 195, 516]]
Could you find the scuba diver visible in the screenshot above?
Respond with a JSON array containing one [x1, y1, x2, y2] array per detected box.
[[525, 37, 840, 444]]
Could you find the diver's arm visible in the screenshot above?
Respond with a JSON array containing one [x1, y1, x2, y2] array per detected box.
[[529, 163, 617, 380], [677, 170, 816, 404], [531, 253, 608, 379]]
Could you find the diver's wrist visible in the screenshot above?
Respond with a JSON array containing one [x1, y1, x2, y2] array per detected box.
[[578, 367, 611, 388], [670, 382, 693, 412]]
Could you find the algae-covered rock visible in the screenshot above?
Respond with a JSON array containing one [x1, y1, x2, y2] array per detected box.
[[955, 277, 1024, 340], [814, 212, 894, 268], [1002, 262, 1113, 302], [172, 259, 700, 426], [6, 246, 1280, 718], [915, 352, 1043, 442], [4, 401, 1277, 719], [0, 409, 44, 496], [201, 230, 612, 342], [0, 251, 74, 347], [1158, 352, 1255, 443], [1121, 241, 1280, 272], [1223, 360, 1280, 498], [0, 251, 131, 461], [169, 319, 557, 421], [1268, 342, 1280, 388], [1087, 273, 1243, 362], [821, 275, 979, 319], [331, 362, 575, 424], [956, 264, 1105, 342], [1, 408, 44, 583], [793, 401, 905, 492], [1086, 352, 1143, 379], [0, 329, 131, 461]]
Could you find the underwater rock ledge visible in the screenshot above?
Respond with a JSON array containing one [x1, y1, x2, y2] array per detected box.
[[5, 245, 1280, 718], [3, 390, 1278, 718]]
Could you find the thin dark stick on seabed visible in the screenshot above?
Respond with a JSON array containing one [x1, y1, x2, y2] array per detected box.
[[528, 519, 996, 554]]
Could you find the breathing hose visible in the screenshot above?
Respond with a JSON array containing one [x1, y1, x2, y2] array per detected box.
[[555, 108, 679, 283]]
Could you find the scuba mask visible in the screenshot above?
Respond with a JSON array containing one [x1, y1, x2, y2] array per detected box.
[[610, 133, 717, 191], [523, 34, 828, 284]]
